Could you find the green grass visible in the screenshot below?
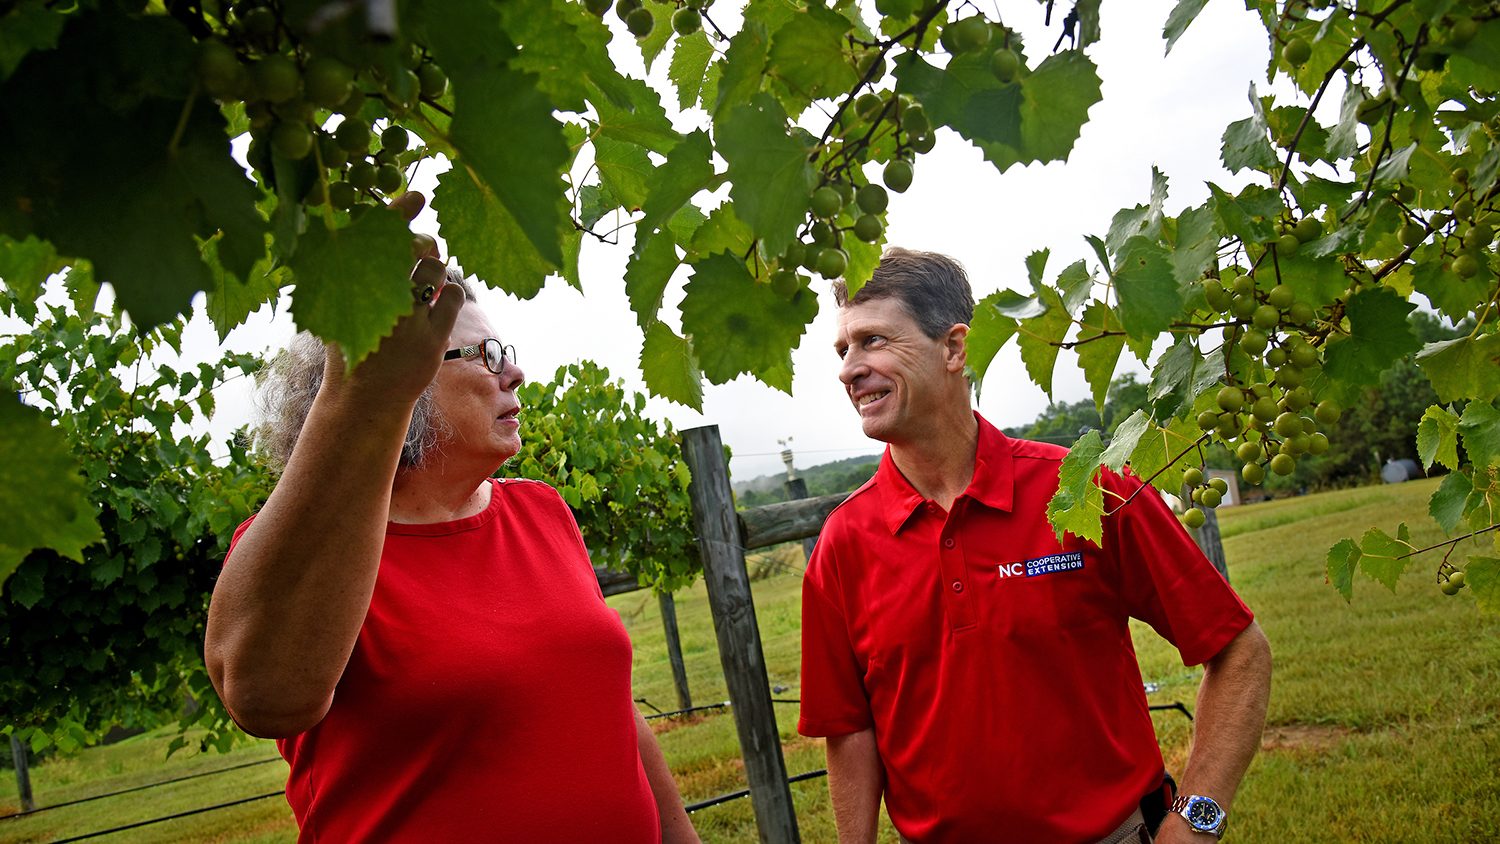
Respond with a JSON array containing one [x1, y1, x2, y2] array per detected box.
[[3, 477, 1496, 842]]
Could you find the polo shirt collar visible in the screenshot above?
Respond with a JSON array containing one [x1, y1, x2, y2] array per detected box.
[[876, 411, 1016, 534]]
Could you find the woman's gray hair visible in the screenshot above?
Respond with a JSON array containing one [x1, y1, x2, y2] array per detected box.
[[253, 267, 477, 472]]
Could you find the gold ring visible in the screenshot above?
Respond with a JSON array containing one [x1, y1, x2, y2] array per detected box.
[[416, 284, 436, 303]]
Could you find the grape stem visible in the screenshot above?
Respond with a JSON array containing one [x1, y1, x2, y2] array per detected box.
[[1101, 431, 1214, 518], [166, 83, 201, 158], [1345, 20, 1424, 220], [1398, 523, 1500, 561]]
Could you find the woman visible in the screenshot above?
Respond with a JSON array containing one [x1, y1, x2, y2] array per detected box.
[[205, 197, 698, 842]]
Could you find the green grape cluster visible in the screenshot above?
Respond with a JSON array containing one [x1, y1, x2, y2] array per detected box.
[[594, 0, 709, 39], [192, 2, 445, 211], [1439, 566, 1468, 596], [1178, 465, 1229, 528], [1195, 227, 1348, 488]]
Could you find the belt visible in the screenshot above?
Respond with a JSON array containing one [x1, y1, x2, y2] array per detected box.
[[1095, 806, 1152, 844]]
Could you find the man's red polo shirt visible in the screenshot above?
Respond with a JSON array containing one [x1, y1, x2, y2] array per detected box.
[[799, 413, 1253, 843]]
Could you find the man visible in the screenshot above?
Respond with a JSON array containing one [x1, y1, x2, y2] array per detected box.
[[799, 248, 1272, 843]]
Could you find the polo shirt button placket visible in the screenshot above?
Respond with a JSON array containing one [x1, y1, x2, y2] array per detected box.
[[951, 580, 963, 593]]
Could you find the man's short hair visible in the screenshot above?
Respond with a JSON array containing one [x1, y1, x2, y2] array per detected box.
[[832, 247, 974, 339]]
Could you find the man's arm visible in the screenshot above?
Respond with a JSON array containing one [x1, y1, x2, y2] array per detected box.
[[826, 728, 883, 844], [1157, 621, 1272, 842], [634, 709, 700, 844]]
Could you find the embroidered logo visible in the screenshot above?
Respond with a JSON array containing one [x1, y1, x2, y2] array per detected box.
[[997, 551, 1085, 579]]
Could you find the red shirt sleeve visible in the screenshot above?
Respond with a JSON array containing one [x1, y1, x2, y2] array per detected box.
[[1103, 468, 1254, 667], [798, 540, 874, 738]]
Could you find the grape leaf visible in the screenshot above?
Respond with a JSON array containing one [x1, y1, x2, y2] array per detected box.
[[1076, 302, 1125, 414], [1106, 168, 1168, 257], [689, 203, 755, 258], [1113, 236, 1182, 339], [1326, 538, 1360, 602], [203, 235, 286, 342], [1415, 404, 1462, 471], [1277, 251, 1349, 307], [1056, 259, 1094, 315], [1429, 471, 1473, 535], [679, 252, 818, 388], [1162, 0, 1209, 55], [1047, 430, 1106, 544], [592, 76, 682, 155], [717, 93, 816, 259], [0, 1, 64, 81], [1016, 288, 1070, 397], [767, 5, 856, 110], [433, 166, 559, 300], [287, 210, 414, 369], [1170, 204, 1220, 285], [713, 21, 770, 120], [427, 11, 570, 267], [1458, 400, 1500, 469], [1415, 334, 1500, 405], [637, 1, 677, 72], [594, 136, 654, 212], [1357, 525, 1409, 592], [843, 225, 885, 298], [625, 226, 680, 329], [1466, 556, 1500, 615], [668, 29, 714, 110], [499, 0, 605, 112], [1324, 85, 1363, 161], [0, 397, 102, 583], [1221, 86, 1278, 173], [968, 292, 1020, 389], [639, 130, 716, 239], [1101, 409, 1150, 471], [0, 235, 63, 320], [1413, 250, 1491, 322], [1322, 288, 1421, 387], [894, 48, 1101, 173], [1207, 183, 1275, 245], [640, 321, 704, 410], [1128, 413, 1201, 494]]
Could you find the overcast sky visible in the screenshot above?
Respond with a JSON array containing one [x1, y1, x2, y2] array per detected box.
[[24, 0, 1275, 483]]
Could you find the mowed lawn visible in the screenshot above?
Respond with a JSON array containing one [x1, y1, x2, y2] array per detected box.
[[3, 477, 1496, 842]]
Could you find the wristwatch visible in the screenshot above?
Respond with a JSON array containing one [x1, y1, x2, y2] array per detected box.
[[1170, 794, 1228, 838]]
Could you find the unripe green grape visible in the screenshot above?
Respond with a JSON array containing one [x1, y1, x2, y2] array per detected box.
[[1197, 411, 1219, 431], [1265, 346, 1288, 367], [857, 184, 889, 214], [1466, 222, 1494, 249], [1270, 453, 1296, 475], [1286, 433, 1310, 455], [1252, 304, 1280, 330], [1277, 365, 1304, 389], [854, 214, 883, 243], [908, 130, 936, 154], [1216, 418, 1240, 441], [1396, 183, 1416, 203], [1241, 462, 1265, 484], [615, 0, 643, 19], [802, 245, 823, 271], [196, 41, 244, 98], [990, 48, 1021, 84], [252, 54, 301, 103], [1251, 396, 1279, 422], [1441, 578, 1462, 595], [375, 163, 403, 193], [240, 5, 278, 39], [1230, 294, 1257, 319], [855, 92, 884, 120], [1453, 254, 1480, 278], [1308, 432, 1329, 455], [418, 62, 449, 99], [1293, 217, 1323, 243], [901, 105, 930, 136], [811, 220, 836, 246], [1399, 222, 1427, 247], [1274, 411, 1302, 437], [781, 240, 806, 269], [348, 161, 377, 190], [672, 7, 702, 35], [1448, 17, 1479, 46], [1287, 302, 1315, 326], [1449, 570, 1467, 589], [336, 118, 371, 153], [329, 180, 358, 209], [1203, 279, 1230, 312], [771, 269, 799, 298], [1282, 36, 1311, 67], [1285, 386, 1312, 410], [818, 247, 848, 279], [584, 0, 612, 15], [1182, 508, 1206, 529], [832, 180, 855, 206], [1250, 382, 1273, 399], [1217, 386, 1244, 412], [857, 52, 886, 83], [381, 125, 410, 153], [1209, 477, 1229, 495], [318, 134, 348, 168], [271, 120, 314, 159], [1236, 441, 1262, 463], [1276, 233, 1300, 256], [1240, 328, 1268, 356], [1183, 466, 1205, 487], [245, 100, 274, 131], [1289, 343, 1318, 369], [304, 179, 328, 206], [811, 186, 843, 219], [1453, 166, 1470, 185], [1201, 487, 1223, 508], [626, 7, 655, 38], [1231, 275, 1254, 296], [373, 146, 397, 166], [304, 57, 354, 108], [884, 159, 913, 193], [1314, 400, 1342, 425], [1267, 284, 1294, 310]]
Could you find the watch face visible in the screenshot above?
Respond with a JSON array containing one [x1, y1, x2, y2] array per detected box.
[[1186, 797, 1223, 830]]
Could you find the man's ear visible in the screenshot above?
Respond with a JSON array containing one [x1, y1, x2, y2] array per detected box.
[[944, 323, 969, 373]]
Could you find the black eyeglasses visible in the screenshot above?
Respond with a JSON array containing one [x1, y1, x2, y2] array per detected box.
[[443, 338, 516, 374]]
